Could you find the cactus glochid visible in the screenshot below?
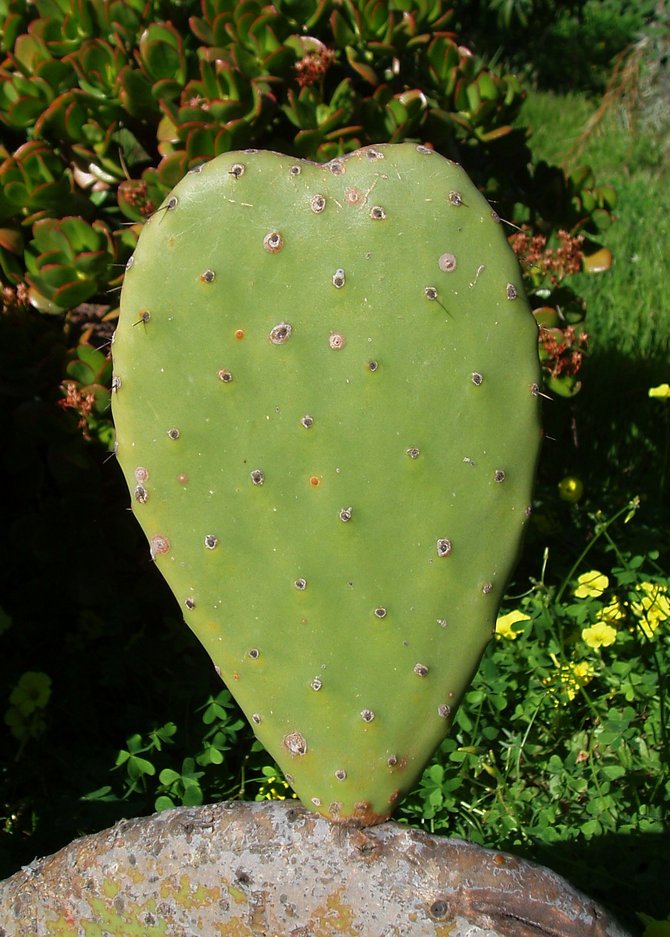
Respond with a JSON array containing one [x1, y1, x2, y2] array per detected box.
[[111, 143, 541, 826]]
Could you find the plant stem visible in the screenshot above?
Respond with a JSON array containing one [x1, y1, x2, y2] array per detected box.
[[555, 498, 639, 604]]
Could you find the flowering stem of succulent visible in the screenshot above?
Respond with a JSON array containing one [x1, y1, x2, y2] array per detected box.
[[554, 498, 640, 604]]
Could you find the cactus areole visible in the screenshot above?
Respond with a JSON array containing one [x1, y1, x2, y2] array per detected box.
[[112, 144, 541, 826]]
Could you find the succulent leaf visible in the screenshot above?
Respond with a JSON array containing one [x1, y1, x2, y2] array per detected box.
[[112, 143, 541, 824]]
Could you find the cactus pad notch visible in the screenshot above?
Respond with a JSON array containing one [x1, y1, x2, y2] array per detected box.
[[112, 143, 541, 825]]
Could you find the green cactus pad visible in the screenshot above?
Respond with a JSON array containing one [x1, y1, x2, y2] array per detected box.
[[112, 143, 541, 825]]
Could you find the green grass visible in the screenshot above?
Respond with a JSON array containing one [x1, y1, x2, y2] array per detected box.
[[518, 88, 670, 513], [521, 88, 670, 363]]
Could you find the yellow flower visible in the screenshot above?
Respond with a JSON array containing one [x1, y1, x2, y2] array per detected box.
[[600, 597, 625, 622], [648, 383, 670, 399], [631, 582, 669, 639], [571, 660, 596, 686], [547, 654, 596, 702], [495, 610, 530, 639], [638, 618, 661, 640], [582, 621, 617, 649], [634, 582, 670, 616], [574, 570, 609, 598], [255, 774, 297, 802]]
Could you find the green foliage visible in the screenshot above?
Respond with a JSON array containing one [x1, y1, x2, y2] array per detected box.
[[0, 0, 614, 402], [3, 672, 52, 760], [452, 0, 658, 92], [397, 500, 670, 927], [82, 691, 253, 812], [640, 914, 670, 937], [75, 498, 669, 930], [402, 502, 669, 837], [539, 0, 658, 90], [518, 87, 670, 511], [24, 216, 116, 313], [0, 0, 664, 926]]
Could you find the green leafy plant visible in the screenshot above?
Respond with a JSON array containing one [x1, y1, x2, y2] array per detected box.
[[452, 0, 658, 92], [0, 0, 614, 412], [59, 341, 115, 447], [79, 496, 669, 928], [397, 499, 669, 927], [4, 671, 52, 760], [9, 0, 667, 925], [84, 689, 248, 811], [23, 216, 116, 313]]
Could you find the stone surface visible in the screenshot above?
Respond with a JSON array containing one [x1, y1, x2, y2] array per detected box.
[[0, 801, 631, 936]]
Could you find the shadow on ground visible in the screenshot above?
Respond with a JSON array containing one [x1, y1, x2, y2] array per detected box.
[[512, 829, 669, 936]]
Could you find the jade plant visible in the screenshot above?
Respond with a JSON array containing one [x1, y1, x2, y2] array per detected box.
[[111, 143, 542, 824], [0, 0, 615, 415]]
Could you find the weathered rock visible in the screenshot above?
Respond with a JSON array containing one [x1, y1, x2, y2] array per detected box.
[[0, 801, 631, 936]]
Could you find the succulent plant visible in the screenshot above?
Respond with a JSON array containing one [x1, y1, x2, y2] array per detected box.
[[111, 143, 541, 824], [0, 0, 613, 415], [60, 341, 115, 446], [24, 215, 116, 313], [0, 140, 82, 219]]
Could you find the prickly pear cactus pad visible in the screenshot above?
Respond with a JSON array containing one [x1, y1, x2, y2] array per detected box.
[[112, 143, 541, 826]]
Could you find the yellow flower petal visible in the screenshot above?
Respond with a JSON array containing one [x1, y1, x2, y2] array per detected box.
[[582, 621, 617, 649], [633, 582, 670, 618], [495, 610, 530, 639], [637, 617, 661, 640], [545, 656, 596, 702], [648, 383, 670, 399], [574, 570, 609, 599], [572, 661, 596, 682], [600, 598, 625, 622]]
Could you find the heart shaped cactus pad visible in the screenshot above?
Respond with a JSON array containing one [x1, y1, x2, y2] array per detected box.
[[112, 143, 541, 826]]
